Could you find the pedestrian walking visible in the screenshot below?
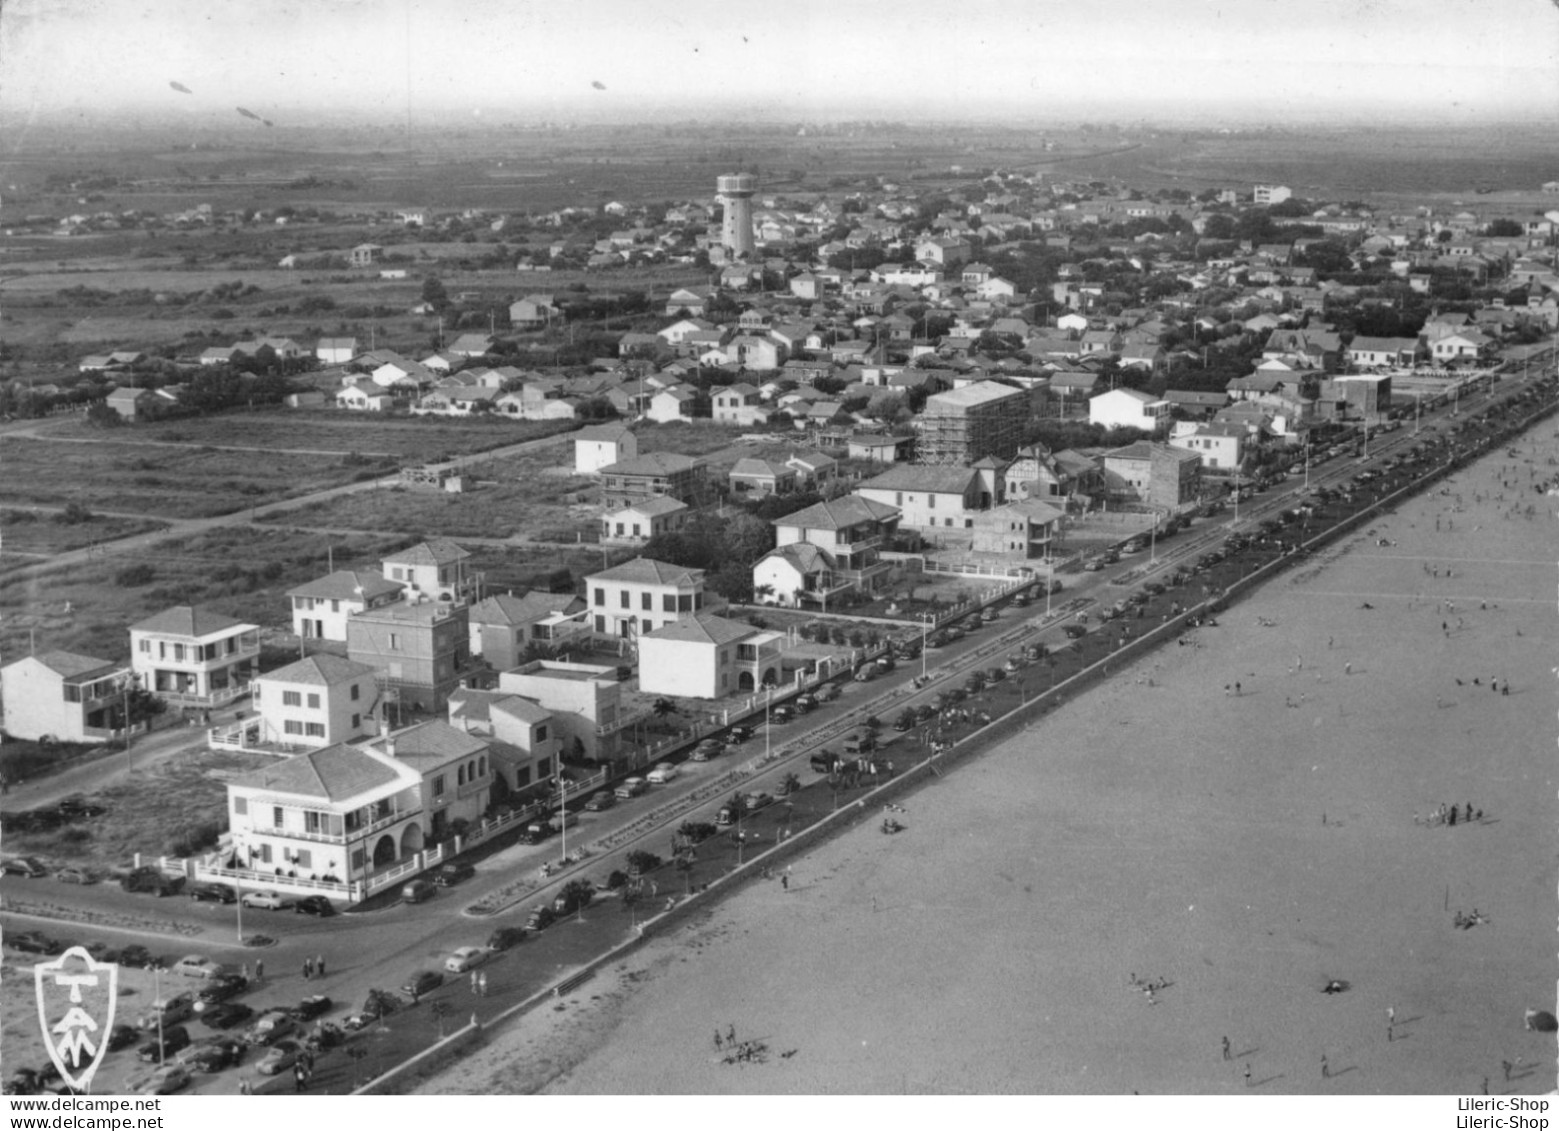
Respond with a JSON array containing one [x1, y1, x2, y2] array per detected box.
[[714, 1030, 723, 1051], [470, 970, 479, 995], [255, 960, 264, 983], [303, 957, 313, 981], [1235, 681, 1242, 696], [478, 971, 488, 997], [1321, 1054, 1329, 1079], [1221, 1036, 1231, 1061], [316, 955, 325, 978], [781, 874, 789, 891], [727, 1023, 736, 1046], [241, 962, 250, 982], [1243, 1063, 1252, 1087], [238, 1079, 251, 1096], [294, 1064, 306, 1093], [1387, 1005, 1395, 1027], [1502, 1059, 1512, 1082]]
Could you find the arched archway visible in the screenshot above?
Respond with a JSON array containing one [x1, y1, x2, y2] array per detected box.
[[761, 667, 778, 688], [400, 824, 424, 857], [738, 671, 755, 691], [372, 835, 396, 868]]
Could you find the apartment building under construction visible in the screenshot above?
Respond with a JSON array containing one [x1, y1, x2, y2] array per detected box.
[[915, 380, 1030, 465]]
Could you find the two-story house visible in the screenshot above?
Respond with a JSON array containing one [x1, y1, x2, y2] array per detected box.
[[288, 570, 404, 643], [1169, 421, 1247, 472], [1, 651, 133, 744], [600, 496, 692, 547], [711, 383, 769, 426], [381, 540, 481, 607], [130, 606, 260, 710], [496, 660, 639, 763], [447, 689, 558, 794], [1090, 387, 1171, 432], [468, 592, 590, 670], [598, 452, 709, 509], [1101, 441, 1202, 509], [574, 423, 638, 474], [585, 557, 713, 639], [752, 495, 900, 607], [856, 463, 1005, 529], [345, 598, 474, 714], [246, 654, 380, 750], [637, 613, 786, 698]]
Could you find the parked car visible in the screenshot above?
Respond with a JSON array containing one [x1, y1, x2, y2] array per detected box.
[[140, 1064, 190, 1094], [170, 955, 224, 980], [1063, 624, 1088, 639], [614, 777, 647, 800], [728, 724, 755, 742], [138, 1025, 191, 1063], [6, 931, 62, 956], [486, 926, 527, 952], [187, 882, 236, 904], [584, 789, 617, 810], [184, 1037, 243, 1074], [1083, 556, 1105, 571], [255, 1040, 302, 1077], [249, 1010, 297, 1048], [444, 946, 488, 974], [980, 606, 998, 623], [853, 665, 876, 682], [121, 867, 180, 896], [770, 705, 793, 723], [524, 906, 558, 932], [402, 879, 436, 904], [113, 944, 156, 969], [2, 856, 48, 878], [198, 1003, 254, 1031], [743, 791, 774, 812], [434, 862, 475, 887], [400, 970, 443, 998], [794, 693, 818, 712], [291, 994, 332, 1022], [645, 762, 679, 784], [239, 890, 290, 910], [294, 895, 336, 917], [813, 683, 841, 703], [138, 992, 195, 1030], [194, 975, 248, 1005], [107, 1024, 140, 1052], [54, 866, 95, 885]]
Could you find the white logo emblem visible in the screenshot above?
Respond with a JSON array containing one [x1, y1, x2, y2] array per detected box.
[[35, 947, 117, 1093]]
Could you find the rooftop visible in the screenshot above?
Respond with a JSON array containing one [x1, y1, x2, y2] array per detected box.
[[258, 654, 379, 687], [587, 557, 704, 587], [230, 743, 407, 803], [131, 605, 255, 639]]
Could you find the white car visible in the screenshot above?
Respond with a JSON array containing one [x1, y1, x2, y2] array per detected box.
[[444, 946, 489, 974], [140, 1064, 190, 1095], [645, 762, 679, 784], [170, 955, 221, 979], [240, 890, 290, 910]]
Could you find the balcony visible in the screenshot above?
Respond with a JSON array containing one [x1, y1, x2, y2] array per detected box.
[[159, 682, 252, 709]]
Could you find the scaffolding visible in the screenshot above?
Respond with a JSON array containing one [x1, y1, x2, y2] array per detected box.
[[914, 382, 1028, 466]]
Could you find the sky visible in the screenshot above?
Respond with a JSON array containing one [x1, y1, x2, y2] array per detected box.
[[3, 0, 1558, 125]]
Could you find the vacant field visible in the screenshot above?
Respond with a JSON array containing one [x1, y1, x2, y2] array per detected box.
[[0, 509, 168, 557], [1, 526, 412, 661], [2, 746, 274, 867], [462, 543, 631, 597], [48, 410, 569, 460], [0, 435, 387, 519]]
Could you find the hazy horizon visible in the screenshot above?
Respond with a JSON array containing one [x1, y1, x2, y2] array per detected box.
[[3, 0, 1556, 135]]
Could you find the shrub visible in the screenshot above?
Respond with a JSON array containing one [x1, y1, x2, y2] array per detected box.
[[164, 819, 222, 858], [114, 564, 156, 587]]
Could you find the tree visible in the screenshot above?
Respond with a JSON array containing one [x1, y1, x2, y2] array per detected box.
[[421, 276, 449, 310], [85, 400, 122, 428], [1486, 218, 1523, 238]]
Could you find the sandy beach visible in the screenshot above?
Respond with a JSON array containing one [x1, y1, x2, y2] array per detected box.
[[419, 421, 1558, 1096]]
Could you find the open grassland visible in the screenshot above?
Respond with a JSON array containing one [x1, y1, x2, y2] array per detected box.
[[47, 410, 568, 460], [2, 746, 274, 867], [0, 509, 168, 557], [462, 542, 631, 596], [0, 526, 413, 661], [0, 435, 383, 519]]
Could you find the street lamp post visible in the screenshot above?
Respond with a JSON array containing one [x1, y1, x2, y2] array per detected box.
[[920, 614, 932, 680], [557, 777, 568, 865]]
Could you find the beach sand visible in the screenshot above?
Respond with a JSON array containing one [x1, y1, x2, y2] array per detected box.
[[419, 425, 1559, 1096]]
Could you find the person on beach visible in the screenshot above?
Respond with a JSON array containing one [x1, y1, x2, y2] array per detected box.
[[1222, 1036, 1231, 1061], [316, 955, 325, 978], [1243, 1064, 1252, 1087]]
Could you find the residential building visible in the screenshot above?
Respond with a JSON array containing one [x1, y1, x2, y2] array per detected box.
[[446, 690, 558, 793], [601, 496, 692, 545], [288, 570, 405, 642], [0, 651, 132, 744], [846, 433, 914, 463], [467, 592, 589, 670], [1101, 442, 1201, 509], [1089, 387, 1171, 431], [914, 380, 1029, 465], [637, 613, 785, 698], [644, 386, 698, 423], [374, 721, 492, 842], [598, 452, 709, 509], [856, 463, 1005, 529], [711, 383, 769, 425], [1253, 184, 1292, 205], [728, 458, 798, 496], [585, 557, 712, 639], [130, 606, 260, 709], [381, 540, 480, 606], [249, 655, 380, 750], [509, 294, 561, 328], [1346, 336, 1419, 369], [753, 495, 901, 607], [574, 423, 638, 474], [1168, 422, 1247, 472], [1003, 445, 1099, 502], [786, 450, 838, 485], [496, 660, 635, 763], [970, 498, 1065, 559], [315, 337, 358, 365], [345, 598, 474, 714]]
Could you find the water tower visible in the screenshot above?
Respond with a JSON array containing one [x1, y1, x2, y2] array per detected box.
[[716, 173, 757, 259]]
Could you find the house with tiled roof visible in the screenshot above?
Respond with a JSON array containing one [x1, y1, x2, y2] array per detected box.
[[130, 606, 260, 710], [1, 650, 133, 743], [855, 463, 1004, 530], [382, 540, 480, 606], [637, 613, 786, 698], [316, 335, 359, 364], [446, 689, 559, 793], [467, 592, 589, 669], [1101, 441, 1201, 509], [971, 497, 1066, 559], [1089, 387, 1170, 432], [753, 495, 901, 607], [288, 569, 404, 643], [601, 495, 692, 547], [575, 422, 638, 474], [247, 654, 380, 750], [584, 557, 714, 639], [728, 458, 799, 497], [598, 451, 709, 508]]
